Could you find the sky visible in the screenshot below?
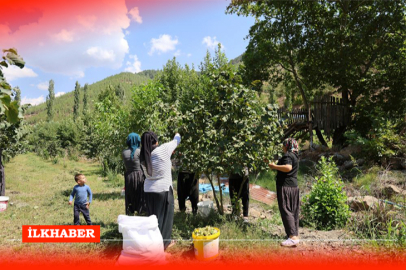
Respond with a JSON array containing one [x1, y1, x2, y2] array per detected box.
[[0, 0, 255, 105]]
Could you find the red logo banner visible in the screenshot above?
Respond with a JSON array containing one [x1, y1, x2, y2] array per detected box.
[[22, 225, 100, 243]]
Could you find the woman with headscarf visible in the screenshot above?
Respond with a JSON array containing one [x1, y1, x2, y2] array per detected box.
[[140, 131, 181, 250], [265, 138, 300, 247], [122, 133, 145, 215]]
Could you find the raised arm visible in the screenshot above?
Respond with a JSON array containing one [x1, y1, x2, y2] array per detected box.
[[165, 133, 181, 156]]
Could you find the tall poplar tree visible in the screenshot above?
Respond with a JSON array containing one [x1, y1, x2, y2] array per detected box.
[[73, 81, 80, 120], [83, 83, 88, 116], [46, 80, 55, 121]]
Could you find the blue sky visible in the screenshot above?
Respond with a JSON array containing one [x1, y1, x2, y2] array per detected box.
[[1, 0, 254, 105]]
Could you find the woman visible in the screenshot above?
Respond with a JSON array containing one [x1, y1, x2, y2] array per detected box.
[[122, 133, 145, 215], [266, 138, 300, 247], [140, 131, 181, 250]]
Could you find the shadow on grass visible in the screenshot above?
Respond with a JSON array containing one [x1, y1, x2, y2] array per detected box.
[[80, 166, 105, 177], [92, 192, 122, 201], [62, 189, 72, 197]]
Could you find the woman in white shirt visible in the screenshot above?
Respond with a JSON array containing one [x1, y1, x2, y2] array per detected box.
[[140, 131, 181, 250]]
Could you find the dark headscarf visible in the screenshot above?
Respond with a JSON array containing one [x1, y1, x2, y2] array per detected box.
[[283, 138, 299, 153], [126, 133, 141, 160], [140, 131, 158, 176]]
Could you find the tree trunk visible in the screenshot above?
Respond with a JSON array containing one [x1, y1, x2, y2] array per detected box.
[[332, 89, 351, 147], [315, 128, 328, 147], [0, 149, 4, 196], [206, 172, 223, 215], [217, 173, 224, 214]]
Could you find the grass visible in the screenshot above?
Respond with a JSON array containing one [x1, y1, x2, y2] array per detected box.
[[0, 153, 285, 262], [2, 153, 405, 263]]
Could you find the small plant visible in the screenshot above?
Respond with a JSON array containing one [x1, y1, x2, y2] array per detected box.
[[193, 226, 218, 237], [301, 156, 350, 230]]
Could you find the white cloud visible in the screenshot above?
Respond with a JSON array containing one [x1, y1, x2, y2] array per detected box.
[[2, 65, 38, 81], [86, 47, 116, 62], [0, 1, 131, 77], [21, 95, 45, 106], [202, 36, 223, 50], [125, 30, 130, 36], [37, 81, 49, 91], [187, 53, 192, 57], [54, 29, 74, 42], [55, 92, 65, 97], [174, 50, 181, 57], [149, 34, 179, 55], [128, 7, 142, 24], [124, 54, 142, 73]]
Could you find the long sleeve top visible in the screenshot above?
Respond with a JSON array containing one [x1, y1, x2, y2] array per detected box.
[[143, 134, 181, 192], [122, 148, 142, 173], [69, 184, 93, 205]]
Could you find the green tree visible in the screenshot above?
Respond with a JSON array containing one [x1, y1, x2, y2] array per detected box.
[[227, 0, 406, 145], [46, 79, 55, 121], [73, 81, 80, 120], [172, 45, 283, 214], [227, 1, 315, 145], [13, 86, 21, 106], [92, 89, 129, 174], [83, 83, 88, 116], [157, 57, 182, 104], [0, 48, 27, 196]]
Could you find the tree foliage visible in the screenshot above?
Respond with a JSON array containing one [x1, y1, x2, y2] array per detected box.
[[83, 83, 89, 116], [73, 81, 81, 120], [13, 86, 21, 106], [227, 0, 406, 145], [301, 157, 350, 230], [172, 46, 283, 213], [0, 48, 25, 124], [91, 88, 129, 174], [46, 80, 55, 121]]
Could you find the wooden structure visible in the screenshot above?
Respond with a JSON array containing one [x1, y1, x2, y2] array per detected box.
[[277, 96, 351, 140]]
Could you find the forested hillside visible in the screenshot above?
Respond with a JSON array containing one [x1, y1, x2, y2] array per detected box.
[[24, 71, 158, 124]]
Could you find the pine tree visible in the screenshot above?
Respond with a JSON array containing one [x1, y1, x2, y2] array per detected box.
[[46, 80, 55, 121], [83, 83, 88, 116], [73, 81, 80, 120], [13, 86, 21, 106]]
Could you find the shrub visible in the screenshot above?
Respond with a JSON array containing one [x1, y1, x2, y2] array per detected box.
[[345, 111, 405, 163], [301, 156, 350, 230]]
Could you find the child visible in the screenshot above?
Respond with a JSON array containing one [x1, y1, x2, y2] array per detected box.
[[68, 174, 93, 225]]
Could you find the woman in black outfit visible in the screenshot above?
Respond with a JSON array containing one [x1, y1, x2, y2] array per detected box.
[[266, 138, 300, 247], [122, 133, 145, 215]]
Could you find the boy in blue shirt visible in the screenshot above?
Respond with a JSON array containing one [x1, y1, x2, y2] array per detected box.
[[68, 174, 93, 225]]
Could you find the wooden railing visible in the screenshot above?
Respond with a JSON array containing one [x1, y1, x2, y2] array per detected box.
[[277, 108, 308, 125], [277, 96, 351, 136], [312, 96, 350, 135]]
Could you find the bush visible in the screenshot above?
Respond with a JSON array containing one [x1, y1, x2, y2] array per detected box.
[[345, 111, 405, 163], [301, 156, 350, 230]]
